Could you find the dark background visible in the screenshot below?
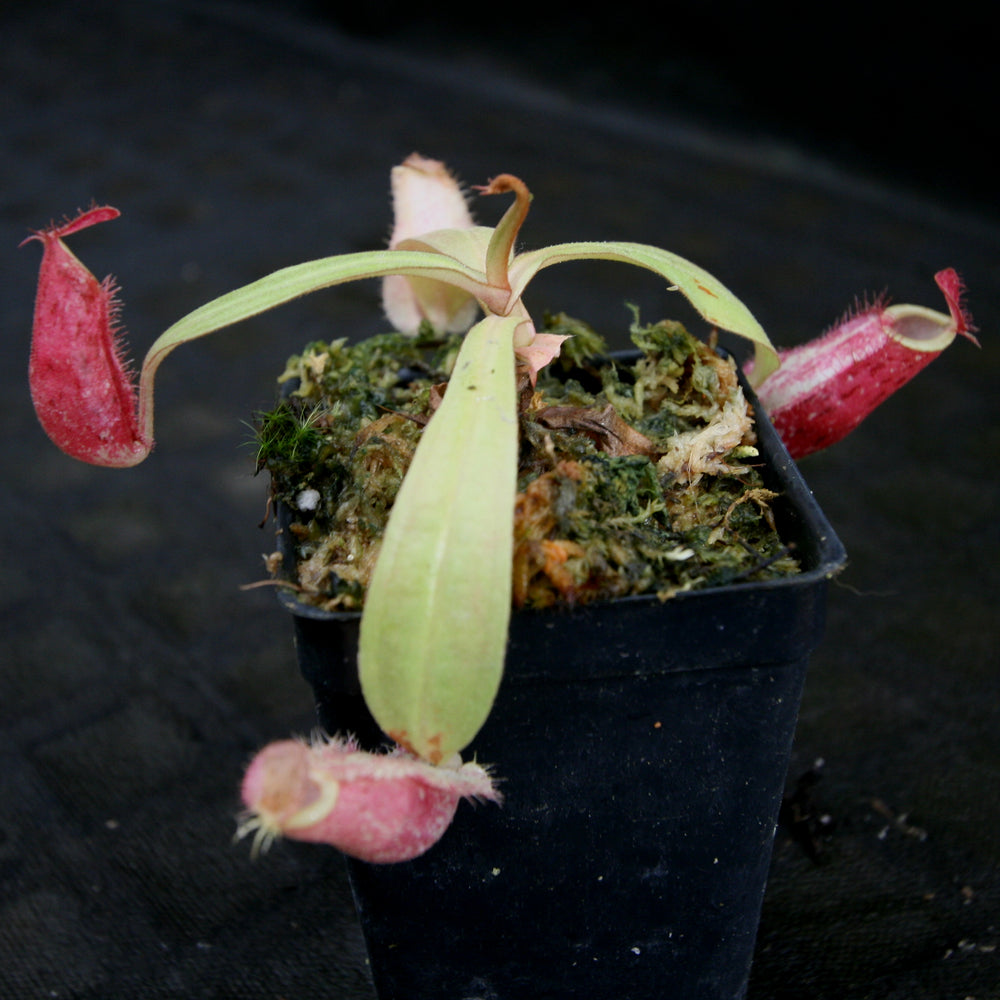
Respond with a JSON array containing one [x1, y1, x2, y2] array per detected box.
[[2, 2, 997, 997], [302, 0, 1000, 219]]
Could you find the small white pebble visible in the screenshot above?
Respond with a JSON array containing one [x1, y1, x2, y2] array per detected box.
[[296, 489, 321, 511]]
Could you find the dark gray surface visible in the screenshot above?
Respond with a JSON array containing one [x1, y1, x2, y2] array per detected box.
[[2, 3, 997, 997]]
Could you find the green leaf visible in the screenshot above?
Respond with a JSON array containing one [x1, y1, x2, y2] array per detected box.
[[358, 314, 522, 763], [397, 227, 510, 313], [509, 241, 779, 383], [144, 249, 487, 366], [396, 226, 493, 270], [134, 248, 491, 442]]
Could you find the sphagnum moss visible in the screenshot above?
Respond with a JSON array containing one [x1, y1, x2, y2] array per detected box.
[[259, 313, 799, 612]]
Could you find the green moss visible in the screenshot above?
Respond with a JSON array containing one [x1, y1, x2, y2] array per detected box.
[[253, 402, 322, 482], [257, 313, 799, 611]]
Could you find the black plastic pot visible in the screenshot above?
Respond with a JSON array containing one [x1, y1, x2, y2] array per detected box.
[[276, 369, 845, 1000]]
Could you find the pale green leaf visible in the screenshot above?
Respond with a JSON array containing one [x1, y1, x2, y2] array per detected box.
[[396, 226, 494, 270], [509, 241, 779, 383], [135, 248, 492, 441], [358, 314, 522, 763], [141, 249, 487, 374], [397, 228, 510, 313]]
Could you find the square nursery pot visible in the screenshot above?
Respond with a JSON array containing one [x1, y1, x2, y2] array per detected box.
[[274, 362, 846, 1000]]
